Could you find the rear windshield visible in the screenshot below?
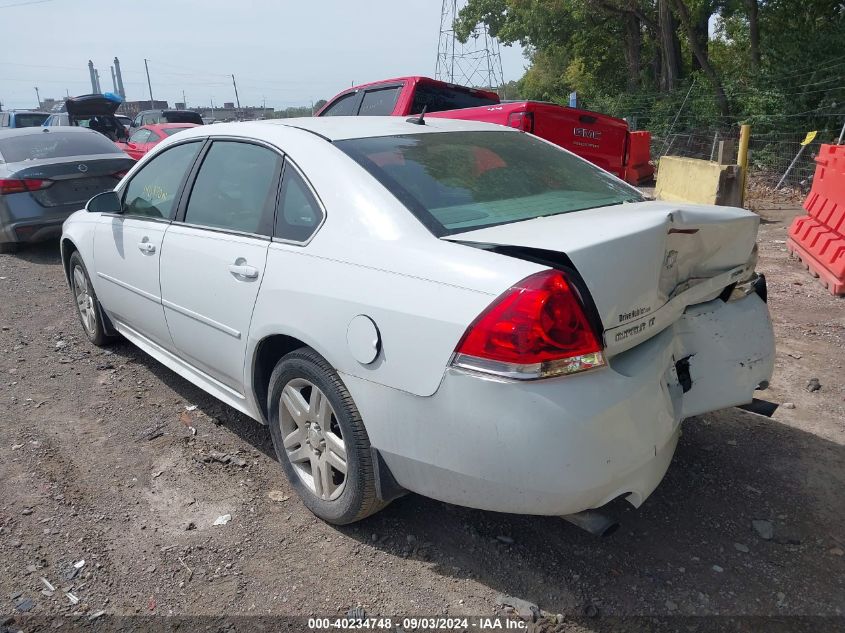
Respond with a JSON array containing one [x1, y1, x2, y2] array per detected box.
[[162, 127, 193, 136], [410, 84, 498, 114], [336, 131, 643, 236], [0, 131, 123, 163], [162, 112, 203, 124], [14, 113, 49, 128]]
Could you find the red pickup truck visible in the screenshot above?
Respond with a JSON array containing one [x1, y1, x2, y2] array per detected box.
[[316, 76, 653, 185]]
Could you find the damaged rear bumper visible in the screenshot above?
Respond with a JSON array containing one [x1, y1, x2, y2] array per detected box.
[[342, 292, 774, 517]]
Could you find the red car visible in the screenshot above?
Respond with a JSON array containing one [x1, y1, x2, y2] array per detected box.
[[317, 76, 653, 184], [116, 123, 199, 160]]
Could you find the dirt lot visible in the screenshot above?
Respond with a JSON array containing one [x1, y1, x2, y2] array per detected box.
[[1, 201, 844, 631]]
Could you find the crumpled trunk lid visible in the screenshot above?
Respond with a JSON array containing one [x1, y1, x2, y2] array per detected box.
[[444, 200, 760, 356]]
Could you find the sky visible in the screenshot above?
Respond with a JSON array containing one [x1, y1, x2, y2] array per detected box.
[[0, 0, 527, 111]]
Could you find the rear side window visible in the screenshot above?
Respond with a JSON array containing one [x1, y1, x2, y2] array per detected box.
[[275, 166, 323, 242], [359, 87, 401, 116], [410, 84, 498, 114], [0, 131, 122, 162], [320, 93, 359, 116], [184, 141, 282, 235], [123, 142, 202, 219]]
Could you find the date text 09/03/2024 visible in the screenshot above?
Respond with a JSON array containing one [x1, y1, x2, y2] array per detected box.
[[307, 617, 528, 630]]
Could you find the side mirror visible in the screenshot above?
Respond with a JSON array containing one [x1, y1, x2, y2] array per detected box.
[[86, 190, 123, 214]]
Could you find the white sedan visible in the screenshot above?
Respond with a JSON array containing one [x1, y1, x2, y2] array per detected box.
[[61, 116, 774, 532]]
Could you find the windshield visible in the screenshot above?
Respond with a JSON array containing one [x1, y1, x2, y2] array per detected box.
[[0, 131, 123, 163], [14, 113, 49, 128], [162, 112, 203, 124], [336, 131, 644, 236]]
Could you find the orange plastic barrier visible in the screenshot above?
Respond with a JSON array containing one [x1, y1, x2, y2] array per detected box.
[[787, 143, 845, 296], [624, 131, 655, 185]]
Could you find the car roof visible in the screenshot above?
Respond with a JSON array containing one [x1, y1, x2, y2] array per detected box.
[[173, 115, 517, 142], [331, 76, 500, 99], [136, 109, 196, 115], [143, 123, 199, 132], [0, 126, 100, 139], [10, 111, 50, 116]]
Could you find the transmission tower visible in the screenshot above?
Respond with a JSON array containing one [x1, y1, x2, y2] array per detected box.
[[435, 0, 504, 90]]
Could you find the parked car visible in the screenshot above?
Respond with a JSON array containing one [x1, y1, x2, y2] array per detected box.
[[130, 109, 203, 130], [43, 93, 128, 141], [317, 76, 653, 184], [61, 117, 774, 530], [116, 123, 199, 160], [0, 127, 133, 253], [0, 110, 50, 128]]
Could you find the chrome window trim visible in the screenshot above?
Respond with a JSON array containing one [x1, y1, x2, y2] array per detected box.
[[172, 222, 272, 242], [100, 213, 172, 224]]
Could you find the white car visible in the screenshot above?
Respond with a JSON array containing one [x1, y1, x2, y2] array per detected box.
[[60, 116, 774, 532]]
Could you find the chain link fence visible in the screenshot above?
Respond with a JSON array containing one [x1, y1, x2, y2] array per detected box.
[[651, 127, 843, 193]]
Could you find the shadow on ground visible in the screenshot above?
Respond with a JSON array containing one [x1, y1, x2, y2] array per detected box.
[[104, 342, 845, 618]]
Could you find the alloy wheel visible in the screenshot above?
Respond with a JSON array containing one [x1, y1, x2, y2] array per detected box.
[[73, 266, 96, 335], [278, 378, 348, 501]]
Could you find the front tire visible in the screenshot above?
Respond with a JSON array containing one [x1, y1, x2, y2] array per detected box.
[[0, 242, 19, 254], [69, 251, 115, 347], [267, 347, 386, 524]]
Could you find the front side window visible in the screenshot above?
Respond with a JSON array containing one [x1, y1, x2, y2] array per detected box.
[[184, 141, 282, 235], [359, 87, 401, 116], [123, 142, 202, 219], [320, 92, 359, 116], [336, 131, 643, 236], [275, 165, 323, 242]]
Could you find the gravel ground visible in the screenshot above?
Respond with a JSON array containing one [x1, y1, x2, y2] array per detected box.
[[1, 201, 843, 631]]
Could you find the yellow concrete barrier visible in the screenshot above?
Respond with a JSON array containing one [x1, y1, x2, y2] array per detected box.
[[654, 156, 743, 207]]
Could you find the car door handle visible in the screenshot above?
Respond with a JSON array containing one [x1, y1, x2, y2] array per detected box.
[[228, 264, 259, 279], [137, 242, 156, 254]]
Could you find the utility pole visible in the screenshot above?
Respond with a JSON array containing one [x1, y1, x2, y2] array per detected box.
[[182, 89, 187, 109], [144, 59, 154, 109], [231, 74, 241, 110], [34, 87, 41, 109]]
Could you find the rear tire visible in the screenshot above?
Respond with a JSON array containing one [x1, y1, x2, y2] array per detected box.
[[267, 347, 387, 524], [69, 251, 115, 347], [0, 242, 19, 254]]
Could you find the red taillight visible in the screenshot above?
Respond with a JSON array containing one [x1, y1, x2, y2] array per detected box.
[[452, 270, 605, 379], [0, 178, 53, 195], [507, 110, 534, 133]]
